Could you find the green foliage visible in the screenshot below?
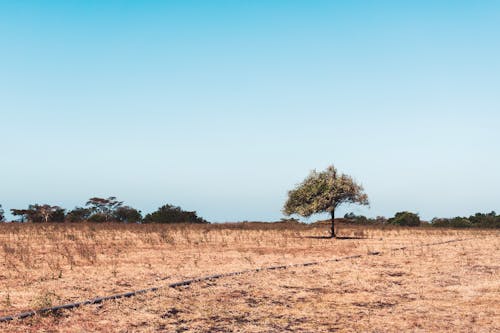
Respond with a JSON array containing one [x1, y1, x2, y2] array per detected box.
[[86, 197, 123, 222], [114, 206, 142, 223], [469, 211, 499, 228], [10, 205, 65, 223], [431, 217, 472, 228], [65, 207, 92, 222], [343, 213, 386, 225], [344, 212, 370, 224], [283, 165, 369, 217], [11, 209, 29, 222], [388, 211, 421, 227], [143, 204, 208, 224], [49, 207, 66, 222], [279, 217, 301, 223], [87, 213, 107, 223], [431, 211, 499, 228]]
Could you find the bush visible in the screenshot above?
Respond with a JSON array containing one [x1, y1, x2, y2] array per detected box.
[[143, 204, 208, 224], [87, 213, 107, 223], [114, 206, 142, 223], [344, 213, 386, 225], [50, 208, 66, 222], [66, 207, 92, 222], [431, 211, 499, 229], [431, 217, 472, 228], [387, 211, 421, 227], [344, 212, 370, 224], [469, 211, 500, 228]]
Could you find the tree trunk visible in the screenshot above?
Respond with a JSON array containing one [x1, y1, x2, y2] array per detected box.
[[330, 209, 336, 238]]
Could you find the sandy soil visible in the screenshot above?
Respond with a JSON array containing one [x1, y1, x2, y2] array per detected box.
[[0, 223, 498, 332]]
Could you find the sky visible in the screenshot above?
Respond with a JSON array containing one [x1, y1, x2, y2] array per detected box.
[[1, 1, 499, 222]]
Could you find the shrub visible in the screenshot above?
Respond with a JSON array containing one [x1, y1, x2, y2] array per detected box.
[[469, 211, 499, 228], [387, 211, 421, 227], [114, 206, 142, 223], [344, 213, 386, 225], [344, 212, 370, 224], [431, 217, 472, 228], [143, 204, 208, 224], [431, 212, 499, 229], [66, 207, 92, 222], [87, 213, 107, 223]]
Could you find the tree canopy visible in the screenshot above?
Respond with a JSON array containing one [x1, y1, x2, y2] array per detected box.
[[114, 206, 142, 223], [86, 197, 123, 222], [143, 204, 207, 224], [283, 165, 369, 237], [387, 211, 421, 227], [6, 197, 208, 224], [10, 204, 65, 223]]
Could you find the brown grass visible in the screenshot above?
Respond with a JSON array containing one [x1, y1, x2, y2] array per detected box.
[[0, 222, 498, 332]]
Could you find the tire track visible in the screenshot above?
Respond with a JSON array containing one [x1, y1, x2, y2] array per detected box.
[[0, 237, 475, 323]]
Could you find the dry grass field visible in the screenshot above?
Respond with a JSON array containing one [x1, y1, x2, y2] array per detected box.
[[0, 222, 498, 332]]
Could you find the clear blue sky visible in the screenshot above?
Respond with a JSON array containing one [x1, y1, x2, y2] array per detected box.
[[1, 1, 499, 222]]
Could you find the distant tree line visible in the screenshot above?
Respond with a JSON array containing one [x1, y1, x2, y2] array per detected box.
[[430, 211, 500, 229], [344, 211, 500, 228], [0, 197, 208, 224]]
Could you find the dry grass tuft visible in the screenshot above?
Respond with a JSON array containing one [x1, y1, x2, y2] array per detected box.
[[0, 223, 498, 332]]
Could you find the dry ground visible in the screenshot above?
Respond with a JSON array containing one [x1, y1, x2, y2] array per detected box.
[[0, 223, 498, 332]]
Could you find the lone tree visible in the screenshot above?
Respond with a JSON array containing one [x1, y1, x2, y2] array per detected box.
[[283, 165, 369, 238]]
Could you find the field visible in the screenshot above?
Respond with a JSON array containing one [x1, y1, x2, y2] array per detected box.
[[0, 222, 499, 332]]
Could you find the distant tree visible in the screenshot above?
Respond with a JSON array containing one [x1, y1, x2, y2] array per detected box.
[[36, 204, 65, 223], [431, 217, 472, 228], [11, 205, 65, 223], [143, 204, 208, 224], [344, 213, 387, 225], [88, 214, 107, 222], [283, 165, 369, 238], [431, 211, 499, 229], [86, 197, 123, 222], [66, 207, 92, 222], [50, 207, 66, 222], [469, 211, 499, 228], [114, 206, 142, 223], [11, 209, 29, 222], [344, 212, 370, 224], [0, 205, 5, 222], [388, 211, 421, 227], [375, 216, 388, 224], [22, 205, 43, 223]]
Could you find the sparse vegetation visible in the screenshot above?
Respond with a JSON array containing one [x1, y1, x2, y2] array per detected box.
[[0, 222, 497, 332]]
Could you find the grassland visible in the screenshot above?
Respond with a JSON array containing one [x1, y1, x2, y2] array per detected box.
[[0, 222, 498, 332]]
